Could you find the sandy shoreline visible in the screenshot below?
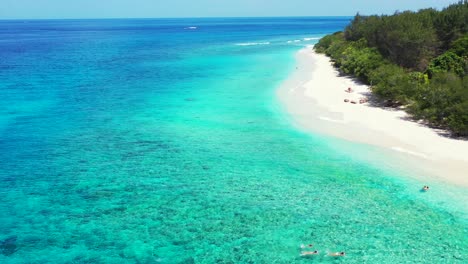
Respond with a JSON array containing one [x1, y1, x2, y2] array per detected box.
[[278, 46, 468, 186]]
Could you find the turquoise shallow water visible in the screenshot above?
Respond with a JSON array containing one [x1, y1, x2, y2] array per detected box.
[[0, 18, 466, 263]]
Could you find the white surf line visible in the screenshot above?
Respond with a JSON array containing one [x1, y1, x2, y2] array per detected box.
[[318, 116, 347, 124], [391, 147, 432, 160]]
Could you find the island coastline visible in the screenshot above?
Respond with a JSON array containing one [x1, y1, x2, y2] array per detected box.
[[278, 46, 468, 186]]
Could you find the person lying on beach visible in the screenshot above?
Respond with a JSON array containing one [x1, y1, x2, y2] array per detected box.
[[359, 97, 368, 104], [328, 251, 346, 257], [300, 250, 319, 256], [345, 87, 353, 93], [300, 244, 313, 249]]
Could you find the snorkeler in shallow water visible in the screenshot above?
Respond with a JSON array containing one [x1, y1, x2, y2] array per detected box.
[[300, 250, 319, 256], [328, 251, 346, 257], [300, 244, 313, 249]]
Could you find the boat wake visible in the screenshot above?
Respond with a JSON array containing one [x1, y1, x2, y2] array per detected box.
[[235, 42, 270, 46]]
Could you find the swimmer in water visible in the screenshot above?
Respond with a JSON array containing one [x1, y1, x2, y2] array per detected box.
[[300, 244, 313, 249], [422, 185, 430, 191], [300, 250, 319, 256], [328, 251, 346, 257]]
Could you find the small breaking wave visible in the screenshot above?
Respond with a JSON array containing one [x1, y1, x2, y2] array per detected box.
[[287, 40, 302, 43], [184, 26, 198, 30], [303, 37, 320, 41], [235, 42, 270, 46]]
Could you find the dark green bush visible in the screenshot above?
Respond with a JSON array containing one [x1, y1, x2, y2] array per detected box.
[[427, 51, 466, 77]]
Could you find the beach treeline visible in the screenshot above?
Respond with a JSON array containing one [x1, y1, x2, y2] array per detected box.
[[315, 0, 468, 136]]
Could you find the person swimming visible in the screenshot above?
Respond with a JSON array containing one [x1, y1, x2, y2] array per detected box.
[[300, 250, 319, 256], [422, 185, 430, 191], [328, 251, 346, 257], [300, 244, 313, 249]]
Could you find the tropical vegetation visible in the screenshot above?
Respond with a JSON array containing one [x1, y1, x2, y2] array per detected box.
[[315, 1, 468, 136]]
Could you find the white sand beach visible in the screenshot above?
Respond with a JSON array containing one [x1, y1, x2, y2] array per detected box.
[[278, 46, 468, 186]]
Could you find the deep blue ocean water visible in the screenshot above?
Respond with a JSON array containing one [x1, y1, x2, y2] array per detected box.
[[0, 18, 466, 263]]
